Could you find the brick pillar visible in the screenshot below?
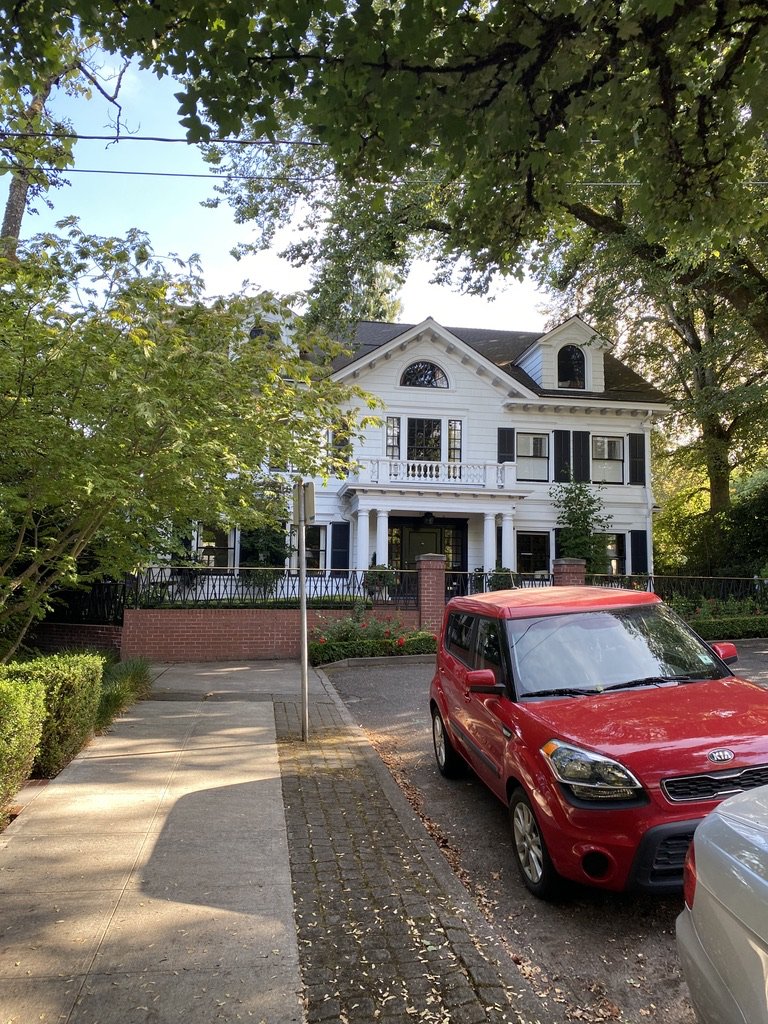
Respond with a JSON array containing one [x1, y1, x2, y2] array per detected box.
[[552, 557, 586, 586], [417, 553, 446, 635]]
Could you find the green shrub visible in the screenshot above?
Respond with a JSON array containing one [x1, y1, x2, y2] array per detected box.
[[96, 658, 152, 731], [0, 675, 46, 823], [687, 615, 768, 641], [309, 612, 437, 665], [1, 654, 105, 777]]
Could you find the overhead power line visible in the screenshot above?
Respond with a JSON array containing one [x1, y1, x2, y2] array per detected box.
[[0, 162, 334, 183], [0, 130, 322, 146]]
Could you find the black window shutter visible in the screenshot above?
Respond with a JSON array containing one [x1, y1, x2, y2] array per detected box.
[[630, 530, 648, 574], [629, 434, 646, 485], [572, 431, 590, 483], [497, 427, 516, 463], [330, 522, 350, 576], [554, 430, 571, 481]]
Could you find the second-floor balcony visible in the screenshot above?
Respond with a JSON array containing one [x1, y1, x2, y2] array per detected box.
[[350, 458, 519, 489]]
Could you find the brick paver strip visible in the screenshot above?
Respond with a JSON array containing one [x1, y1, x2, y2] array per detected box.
[[275, 696, 559, 1024]]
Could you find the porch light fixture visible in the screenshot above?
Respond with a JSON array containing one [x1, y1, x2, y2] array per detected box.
[[423, 512, 436, 526]]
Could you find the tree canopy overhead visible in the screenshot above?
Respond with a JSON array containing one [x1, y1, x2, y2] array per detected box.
[[4, 2, 768, 332]]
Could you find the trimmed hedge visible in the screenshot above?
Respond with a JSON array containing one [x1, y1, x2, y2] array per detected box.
[[1, 654, 105, 777], [687, 615, 768, 642], [0, 675, 46, 822]]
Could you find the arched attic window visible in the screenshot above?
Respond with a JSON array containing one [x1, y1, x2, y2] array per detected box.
[[400, 360, 449, 387], [557, 345, 586, 389]]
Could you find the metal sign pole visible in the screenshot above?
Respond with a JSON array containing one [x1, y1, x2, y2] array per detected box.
[[297, 480, 309, 742]]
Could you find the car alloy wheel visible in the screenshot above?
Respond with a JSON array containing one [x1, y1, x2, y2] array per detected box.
[[432, 707, 463, 778], [509, 790, 560, 899]]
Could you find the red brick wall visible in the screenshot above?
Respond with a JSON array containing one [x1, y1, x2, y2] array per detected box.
[[552, 558, 587, 587], [30, 623, 123, 655], [417, 554, 446, 635], [121, 606, 421, 662]]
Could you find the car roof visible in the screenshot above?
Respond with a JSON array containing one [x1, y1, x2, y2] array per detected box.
[[445, 586, 661, 620]]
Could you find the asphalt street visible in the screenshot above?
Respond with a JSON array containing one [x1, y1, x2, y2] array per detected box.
[[325, 639, 768, 1024]]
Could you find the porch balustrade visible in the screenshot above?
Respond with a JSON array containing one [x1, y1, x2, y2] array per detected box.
[[354, 458, 517, 488]]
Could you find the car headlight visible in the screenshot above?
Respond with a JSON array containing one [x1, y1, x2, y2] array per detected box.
[[541, 740, 643, 801]]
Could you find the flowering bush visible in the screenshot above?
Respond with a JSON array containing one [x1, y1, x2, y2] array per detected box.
[[309, 608, 437, 665]]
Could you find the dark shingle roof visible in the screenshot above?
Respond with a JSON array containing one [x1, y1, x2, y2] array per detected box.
[[333, 319, 667, 405]]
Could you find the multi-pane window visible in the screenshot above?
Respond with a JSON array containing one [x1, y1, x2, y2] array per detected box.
[[557, 345, 586, 389], [448, 415, 460, 468], [407, 418, 442, 462], [592, 436, 624, 483], [386, 416, 401, 459], [517, 432, 549, 481], [305, 525, 327, 570], [400, 361, 449, 387], [196, 524, 232, 567]]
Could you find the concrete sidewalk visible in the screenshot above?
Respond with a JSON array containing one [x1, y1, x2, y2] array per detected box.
[[1, 661, 554, 1024], [0, 663, 307, 1024]]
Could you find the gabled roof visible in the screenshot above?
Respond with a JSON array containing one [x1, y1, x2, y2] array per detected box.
[[333, 320, 667, 405]]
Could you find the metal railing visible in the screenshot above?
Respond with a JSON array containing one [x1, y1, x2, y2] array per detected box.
[[587, 574, 768, 604], [124, 566, 419, 611], [48, 581, 127, 626], [445, 570, 553, 600]]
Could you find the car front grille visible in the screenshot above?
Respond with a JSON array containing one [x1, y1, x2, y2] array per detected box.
[[662, 762, 768, 802]]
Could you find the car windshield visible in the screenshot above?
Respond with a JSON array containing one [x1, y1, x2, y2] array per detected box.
[[506, 603, 730, 699]]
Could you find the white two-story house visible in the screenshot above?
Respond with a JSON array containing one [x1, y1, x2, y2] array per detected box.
[[293, 314, 668, 578]]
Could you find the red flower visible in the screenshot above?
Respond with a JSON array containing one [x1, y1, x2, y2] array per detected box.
[[360, 621, 367, 629], [397, 637, 405, 647], [384, 630, 391, 638], [318, 637, 327, 644]]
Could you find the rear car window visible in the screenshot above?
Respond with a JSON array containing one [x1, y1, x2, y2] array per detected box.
[[446, 612, 475, 664]]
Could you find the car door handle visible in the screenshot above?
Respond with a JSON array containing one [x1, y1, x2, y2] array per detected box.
[[501, 725, 513, 739]]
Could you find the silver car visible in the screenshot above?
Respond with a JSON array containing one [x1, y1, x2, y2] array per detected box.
[[677, 785, 768, 1024]]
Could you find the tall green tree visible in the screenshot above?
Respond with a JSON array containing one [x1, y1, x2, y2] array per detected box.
[[529, 225, 768, 516], [4, 2, 767, 338], [0, 222, 374, 659]]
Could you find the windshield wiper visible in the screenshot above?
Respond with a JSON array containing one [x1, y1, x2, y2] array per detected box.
[[601, 674, 700, 692], [521, 687, 590, 698]]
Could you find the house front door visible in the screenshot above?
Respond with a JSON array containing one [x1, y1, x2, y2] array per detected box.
[[393, 521, 466, 572], [405, 527, 442, 569]]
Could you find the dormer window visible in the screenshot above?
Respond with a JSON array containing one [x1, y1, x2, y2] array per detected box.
[[557, 345, 586, 389], [400, 361, 448, 388]]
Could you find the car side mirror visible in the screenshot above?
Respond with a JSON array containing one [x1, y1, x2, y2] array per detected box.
[[467, 669, 507, 695], [710, 641, 738, 665]]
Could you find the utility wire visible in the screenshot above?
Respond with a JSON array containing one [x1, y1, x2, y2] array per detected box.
[[0, 163, 334, 182], [0, 130, 322, 146]]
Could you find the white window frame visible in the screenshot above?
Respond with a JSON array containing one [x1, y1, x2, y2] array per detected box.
[[517, 432, 549, 481], [592, 436, 624, 483]]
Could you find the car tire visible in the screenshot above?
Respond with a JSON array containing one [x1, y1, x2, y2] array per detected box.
[[432, 707, 463, 778], [509, 789, 561, 900]]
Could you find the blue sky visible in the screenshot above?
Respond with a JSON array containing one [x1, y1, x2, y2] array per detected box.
[[4, 62, 548, 331]]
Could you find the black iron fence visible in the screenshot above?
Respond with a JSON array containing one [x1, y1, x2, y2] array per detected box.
[[47, 569, 768, 626], [445, 570, 553, 599], [121, 566, 419, 612], [48, 581, 128, 626]]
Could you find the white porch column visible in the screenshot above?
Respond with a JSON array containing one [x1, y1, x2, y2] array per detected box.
[[356, 509, 371, 570], [483, 512, 497, 571], [375, 509, 389, 566], [500, 511, 515, 569]]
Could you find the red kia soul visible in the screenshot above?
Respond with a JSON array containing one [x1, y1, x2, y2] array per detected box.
[[430, 586, 768, 899]]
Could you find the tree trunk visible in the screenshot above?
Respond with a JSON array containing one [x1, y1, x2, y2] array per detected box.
[[702, 425, 731, 514], [1, 173, 31, 258]]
